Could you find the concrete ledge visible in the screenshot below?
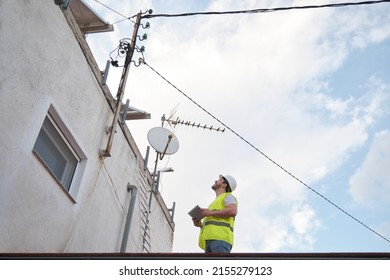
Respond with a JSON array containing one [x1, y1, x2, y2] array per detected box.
[[1, 252, 390, 260]]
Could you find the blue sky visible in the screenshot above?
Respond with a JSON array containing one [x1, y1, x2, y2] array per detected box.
[[84, 0, 390, 252]]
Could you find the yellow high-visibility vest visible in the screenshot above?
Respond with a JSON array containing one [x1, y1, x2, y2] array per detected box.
[[198, 192, 236, 250]]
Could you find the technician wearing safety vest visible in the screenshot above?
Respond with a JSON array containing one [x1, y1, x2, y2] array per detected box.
[[192, 174, 238, 253]]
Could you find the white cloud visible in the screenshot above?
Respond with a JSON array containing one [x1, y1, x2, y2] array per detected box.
[[324, 3, 390, 49], [233, 203, 320, 252], [290, 204, 317, 234], [349, 131, 390, 208]]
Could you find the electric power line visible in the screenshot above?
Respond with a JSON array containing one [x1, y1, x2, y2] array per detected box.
[[143, 61, 390, 245], [93, 0, 390, 25], [93, 0, 136, 25], [93, 0, 129, 19], [142, 0, 390, 19]]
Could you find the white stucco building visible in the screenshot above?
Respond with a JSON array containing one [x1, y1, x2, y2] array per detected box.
[[0, 0, 174, 253]]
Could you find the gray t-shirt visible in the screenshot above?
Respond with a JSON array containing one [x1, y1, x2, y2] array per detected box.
[[224, 194, 237, 206]]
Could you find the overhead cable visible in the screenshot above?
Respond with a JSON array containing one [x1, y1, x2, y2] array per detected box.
[[93, 0, 390, 25], [142, 0, 390, 19], [93, 0, 129, 20], [143, 61, 390, 245], [93, 0, 136, 25]]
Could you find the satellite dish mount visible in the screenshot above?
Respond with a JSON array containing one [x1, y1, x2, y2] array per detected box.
[[146, 127, 179, 210]]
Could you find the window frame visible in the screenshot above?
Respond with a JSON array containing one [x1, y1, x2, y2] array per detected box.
[[33, 105, 87, 202]]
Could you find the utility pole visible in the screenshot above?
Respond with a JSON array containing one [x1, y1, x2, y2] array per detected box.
[[100, 12, 142, 158]]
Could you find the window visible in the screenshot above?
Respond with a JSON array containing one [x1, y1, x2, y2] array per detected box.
[[34, 116, 78, 190], [33, 105, 86, 198]]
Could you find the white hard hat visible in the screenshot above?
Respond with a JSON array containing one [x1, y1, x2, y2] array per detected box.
[[222, 175, 237, 192]]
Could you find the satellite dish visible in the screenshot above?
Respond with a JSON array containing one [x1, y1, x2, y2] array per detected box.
[[147, 127, 179, 155]]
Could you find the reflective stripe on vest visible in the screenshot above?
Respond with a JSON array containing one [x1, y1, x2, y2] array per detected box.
[[204, 221, 234, 232]]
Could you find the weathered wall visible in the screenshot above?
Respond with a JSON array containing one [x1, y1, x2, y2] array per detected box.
[[0, 0, 173, 253]]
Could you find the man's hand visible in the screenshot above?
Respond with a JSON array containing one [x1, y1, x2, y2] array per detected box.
[[192, 217, 202, 227], [200, 208, 213, 217]]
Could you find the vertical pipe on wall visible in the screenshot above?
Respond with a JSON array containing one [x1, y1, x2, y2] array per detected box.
[[120, 183, 138, 253]]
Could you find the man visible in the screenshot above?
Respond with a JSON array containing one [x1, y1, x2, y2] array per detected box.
[[192, 174, 238, 253]]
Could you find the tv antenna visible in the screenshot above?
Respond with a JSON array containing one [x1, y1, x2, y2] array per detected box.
[[162, 114, 225, 133]]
